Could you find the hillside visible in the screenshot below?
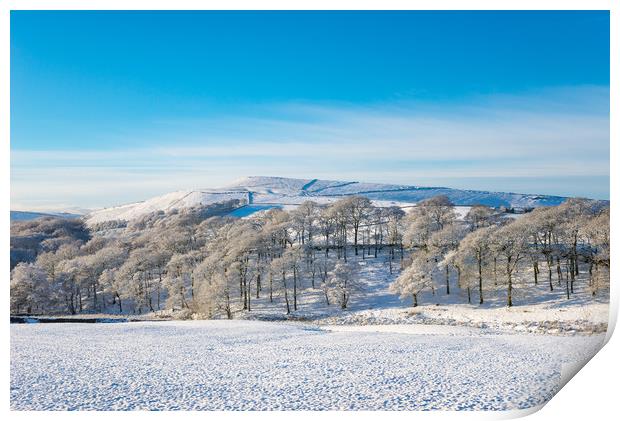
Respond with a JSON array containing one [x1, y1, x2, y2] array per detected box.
[[85, 176, 569, 225], [10, 210, 82, 221]]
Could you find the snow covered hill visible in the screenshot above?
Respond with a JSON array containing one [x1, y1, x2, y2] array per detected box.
[[85, 176, 570, 225], [10, 210, 82, 221]]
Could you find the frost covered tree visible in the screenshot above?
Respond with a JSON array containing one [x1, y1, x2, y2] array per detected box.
[[403, 196, 455, 248], [315, 254, 334, 305], [328, 261, 360, 309], [292, 201, 319, 245], [490, 222, 527, 307], [10, 263, 48, 314], [80, 244, 127, 312], [441, 250, 472, 304], [583, 207, 610, 295], [343, 196, 373, 256], [317, 206, 336, 257], [429, 224, 466, 295], [279, 246, 304, 311], [554, 199, 597, 295], [529, 207, 561, 292], [194, 256, 235, 319], [464, 205, 495, 230], [269, 255, 291, 314], [328, 200, 350, 262], [385, 206, 406, 264], [455, 226, 495, 304], [165, 252, 199, 310], [99, 268, 122, 312], [419, 195, 456, 231], [389, 254, 433, 307]]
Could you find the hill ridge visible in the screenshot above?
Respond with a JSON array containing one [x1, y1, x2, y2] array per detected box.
[[83, 176, 571, 225]]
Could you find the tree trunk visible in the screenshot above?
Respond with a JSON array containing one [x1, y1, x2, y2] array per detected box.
[[92, 281, 97, 311], [573, 236, 579, 274], [374, 227, 378, 258], [157, 272, 162, 310], [591, 263, 599, 295], [225, 293, 232, 319], [242, 269, 248, 309], [282, 271, 290, 314], [547, 258, 554, 292], [325, 234, 330, 257], [478, 258, 484, 305], [507, 258, 513, 307], [445, 265, 450, 295], [293, 267, 298, 311], [69, 292, 76, 315]]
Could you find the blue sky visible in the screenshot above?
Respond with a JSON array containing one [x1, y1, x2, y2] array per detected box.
[[10, 11, 610, 210]]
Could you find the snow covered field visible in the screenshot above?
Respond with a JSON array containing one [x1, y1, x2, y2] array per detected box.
[[10, 320, 604, 411]]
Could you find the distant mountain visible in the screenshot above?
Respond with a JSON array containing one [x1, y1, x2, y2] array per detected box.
[[10, 210, 82, 222], [84, 176, 571, 225]]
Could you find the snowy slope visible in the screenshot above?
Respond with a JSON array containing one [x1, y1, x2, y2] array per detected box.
[[10, 210, 82, 221], [85, 176, 570, 225], [227, 176, 568, 208], [86, 190, 249, 225]]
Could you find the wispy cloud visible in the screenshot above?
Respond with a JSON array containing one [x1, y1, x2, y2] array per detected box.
[[11, 86, 610, 210]]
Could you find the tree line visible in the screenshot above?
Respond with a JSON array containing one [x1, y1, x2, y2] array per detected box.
[[10, 195, 609, 316], [390, 197, 609, 307]]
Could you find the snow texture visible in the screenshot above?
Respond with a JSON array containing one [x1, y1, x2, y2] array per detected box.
[[10, 320, 604, 411]]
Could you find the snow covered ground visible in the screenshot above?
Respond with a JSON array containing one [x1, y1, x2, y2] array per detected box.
[[10, 320, 605, 411], [315, 303, 609, 335], [228, 254, 609, 336]]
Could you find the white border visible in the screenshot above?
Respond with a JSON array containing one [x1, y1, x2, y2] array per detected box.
[[1, 2, 616, 420]]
